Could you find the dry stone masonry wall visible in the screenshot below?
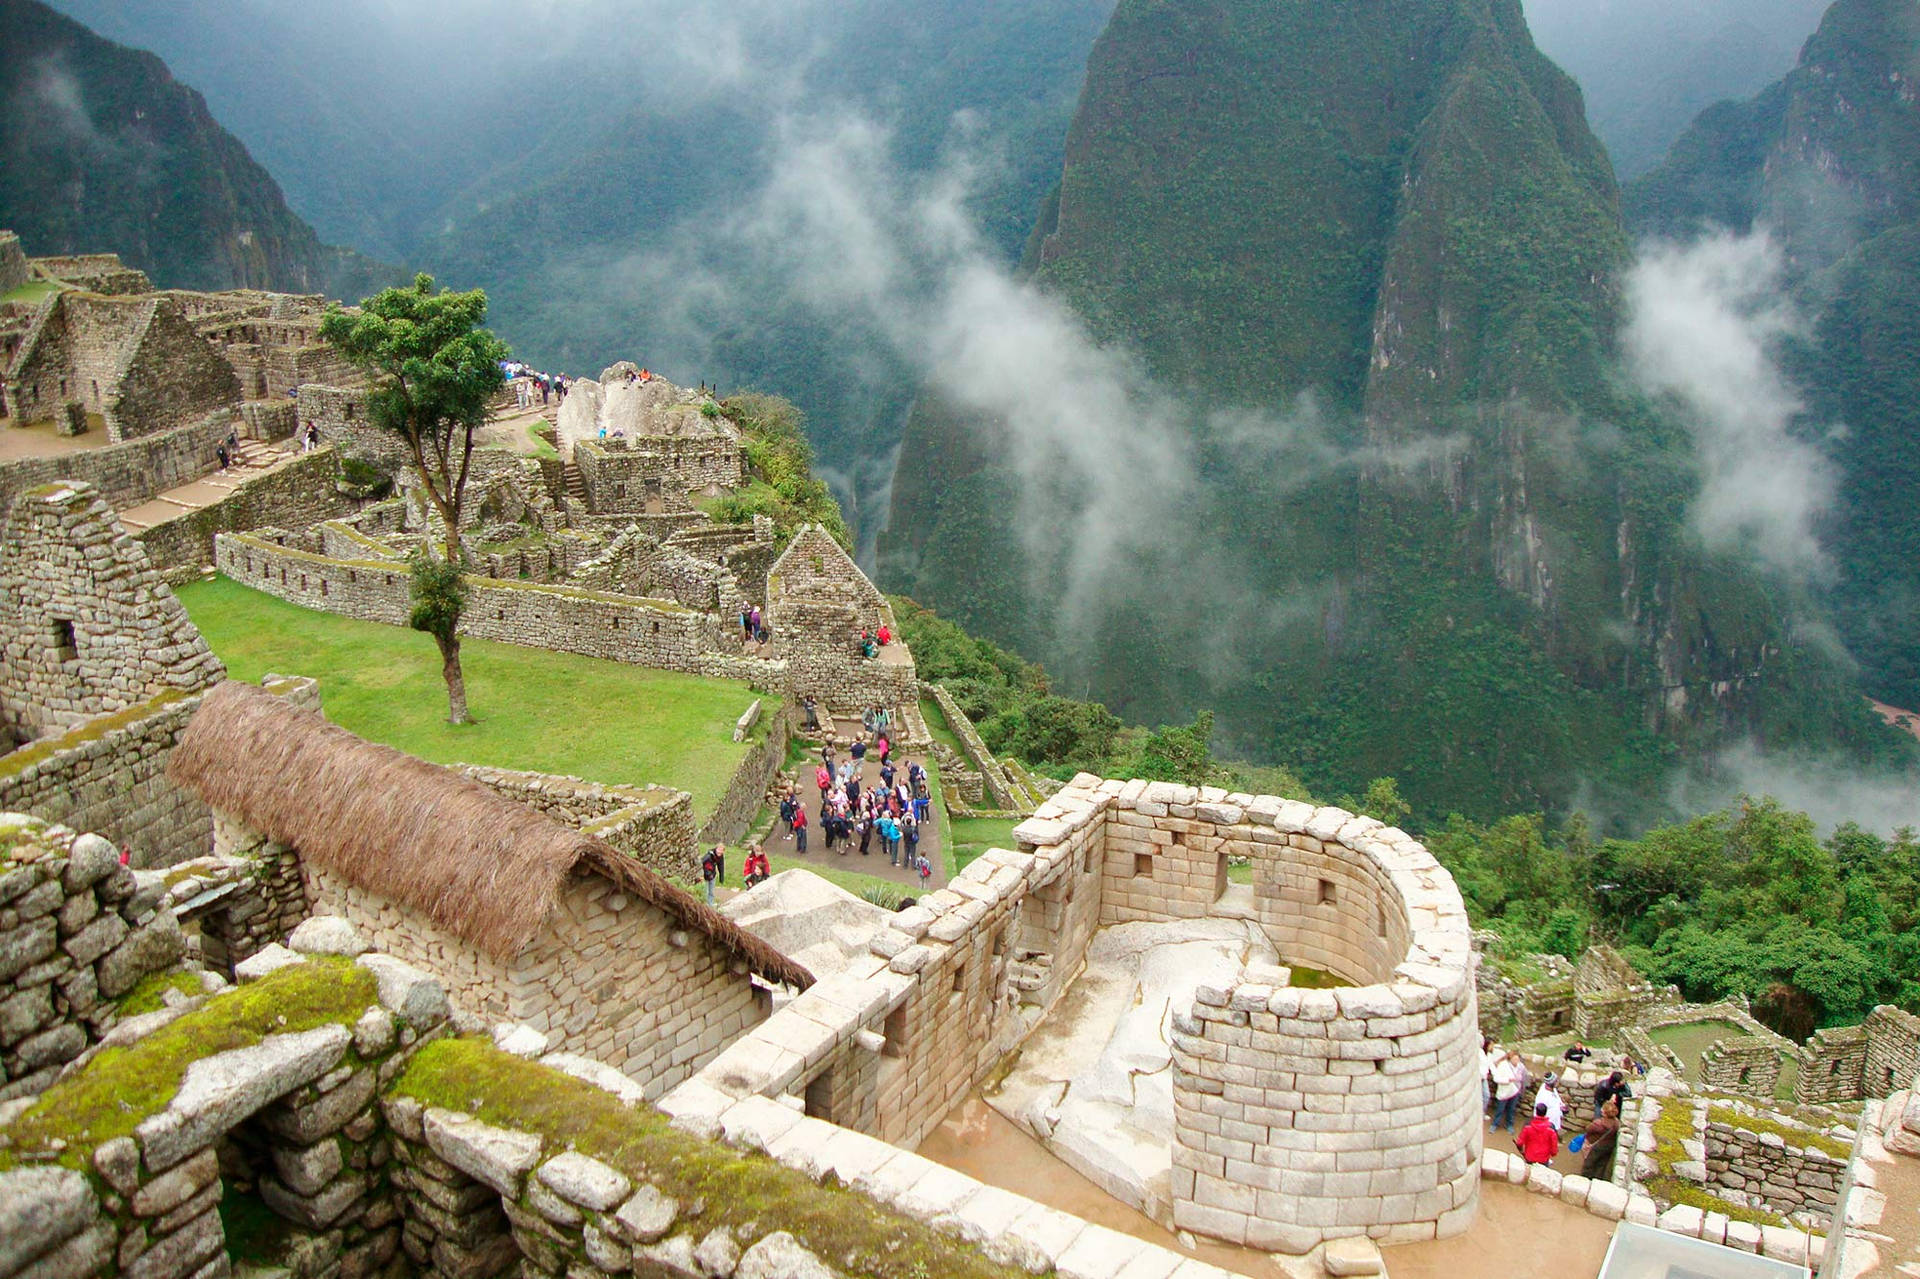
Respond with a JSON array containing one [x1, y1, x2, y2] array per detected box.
[[0, 814, 192, 1100]]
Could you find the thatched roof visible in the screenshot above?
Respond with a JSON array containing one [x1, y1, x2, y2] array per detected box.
[[169, 681, 811, 987]]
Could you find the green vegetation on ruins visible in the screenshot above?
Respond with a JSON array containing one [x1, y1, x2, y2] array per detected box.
[[177, 576, 770, 817], [702, 392, 850, 547], [1, 959, 377, 1171], [395, 1037, 1025, 1279]]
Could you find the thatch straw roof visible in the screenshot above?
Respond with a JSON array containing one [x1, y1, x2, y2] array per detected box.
[[169, 681, 811, 987]]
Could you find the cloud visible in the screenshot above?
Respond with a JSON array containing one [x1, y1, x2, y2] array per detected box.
[[1670, 741, 1920, 836], [1624, 229, 1838, 582]]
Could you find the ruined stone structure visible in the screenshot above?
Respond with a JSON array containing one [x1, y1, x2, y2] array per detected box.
[[555, 367, 745, 504], [3, 291, 242, 441], [168, 681, 811, 1099], [166, 288, 364, 400], [1798, 1004, 1920, 1105], [0, 231, 27, 294], [666, 778, 1483, 1251], [0, 481, 223, 745], [24, 251, 153, 296], [1573, 943, 1681, 1037], [0, 814, 195, 1099]]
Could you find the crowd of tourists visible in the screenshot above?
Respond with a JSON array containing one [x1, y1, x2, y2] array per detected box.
[[773, 717, 934, 884], [1483, 1036, 1635, 1180], [502, 359, 572, 409]]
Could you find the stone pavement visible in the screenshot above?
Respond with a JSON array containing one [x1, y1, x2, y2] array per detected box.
[[116, 437, 300, 532]]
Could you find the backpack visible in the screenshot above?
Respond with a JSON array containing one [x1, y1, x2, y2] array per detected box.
[[701, 854, 717, 882]]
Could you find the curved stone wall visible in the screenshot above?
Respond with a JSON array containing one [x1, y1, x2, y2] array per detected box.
[[1157, 798, 1481, 1251]]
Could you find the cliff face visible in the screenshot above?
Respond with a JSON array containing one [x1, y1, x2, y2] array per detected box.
[[1630, 0, 1920, 708], [884, 0, 1898, 819], [0, 0, 391, 297]]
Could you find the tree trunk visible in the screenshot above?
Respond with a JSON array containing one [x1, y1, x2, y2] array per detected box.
[[437, 632, 472, 725]]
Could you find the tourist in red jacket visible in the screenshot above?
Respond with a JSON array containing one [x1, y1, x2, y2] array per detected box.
[[1516, 1103, 1559, 1165]]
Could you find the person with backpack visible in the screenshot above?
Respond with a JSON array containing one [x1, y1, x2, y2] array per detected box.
[[791, 803, 808, 854], [816, 761, 832, 804], [876, 812, 901, 865], [778, 789, 797, 841], [743, 844, 770, 888], [700, 846, 721, 904], [903, 813, 920, 870], [917, 853, 933, 889]]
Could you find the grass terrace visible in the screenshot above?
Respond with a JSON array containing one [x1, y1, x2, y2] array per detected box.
[[178, 577, 774, 817]]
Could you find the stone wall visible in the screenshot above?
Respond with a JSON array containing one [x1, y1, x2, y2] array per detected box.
[[1572, 943, 1681, 1037], [1701, 1037, 1787, 1097], [1862, 1005, 1920, 1098], [308, 865, 763, 1101], [454, 765, 698, 883], [104, 299, 244, 441], [0, 414, 228, 523], [926, 682, 1027, 812], [217, 531, 722, 673], [0, 814, 191, 1100], [1799, 1024, 1872, 1105], [698, 701, 795, 847], [0, 482, 224, 743], [781, 600, 920, 710], [295, 385, 408, 470], [132, 448, 360, 573], [1703, 1112, 1846, 1219], [0, 690, 211, 869], [0, 944, 435, 1279], [672, 776, 1481, 1253], [575, 435, 744, 513]]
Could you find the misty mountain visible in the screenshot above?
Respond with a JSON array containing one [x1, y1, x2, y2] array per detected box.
[[880, 0, 1903, 821], [0, 0, 392, 297], [1628, 0, 1920, 710]]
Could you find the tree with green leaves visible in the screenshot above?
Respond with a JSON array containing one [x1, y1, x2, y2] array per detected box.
[[320, 274, 509, 724]]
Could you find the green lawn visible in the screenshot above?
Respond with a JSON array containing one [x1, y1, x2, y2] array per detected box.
[[919, 695, 967, 756], [947, 815, 1021, 874], [0, 280, 60, 306], [177, 577, 772, 816]]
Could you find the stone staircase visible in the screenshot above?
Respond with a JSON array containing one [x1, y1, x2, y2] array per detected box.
[[560, 460, 587, 508]]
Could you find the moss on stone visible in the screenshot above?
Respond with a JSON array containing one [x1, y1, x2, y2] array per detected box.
[[394, 1038, 1028, 1279], [115, 970, 205, 1017], [1642, 1176, 1787, 1228], [2, 958, 377, 1169], [1707, 1105, 1852, 1161], [0, 688, 195, 781]]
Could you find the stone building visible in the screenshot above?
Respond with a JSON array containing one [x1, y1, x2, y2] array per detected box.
[[557, 367, 746, 513], [670, 777, 1483, 1252], [168, 289, 364, 400], [0, 480, 223, 746], [2, 290, 241, 440], [168, 680, 813, 1098]]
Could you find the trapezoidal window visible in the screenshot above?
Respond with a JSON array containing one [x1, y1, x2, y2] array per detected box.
[[1134, 852, 1153, 878], [1318, 878, 1337, 906], [50, 618, 77, 662]]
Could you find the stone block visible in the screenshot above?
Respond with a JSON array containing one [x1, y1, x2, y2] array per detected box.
[[1053, 1225, 1150, 1279], [263, 1067, 376, 1143], [537, 1153, 631, 1212], [1725, 1220, 1762, 1253], [735, 1231, 835, 1279], [356, 953, 449, 1026], [97, 916, 187, 999], [612, 1185, 679, 1244], [136, 1025, 351, 1171], [122, 1207, 223, 1279], [234, 944, 303, 982], [271, 1138, 344, 1197], [288, 916, 368, 957], [0, 1168, 97, 1277], [692, 1228, 740, 1278], [260, 1170, 365, 1229], [1656, 1204, 1704, 1237], [1585, 1181, 1628, 1221], [421, 1110, 544, 1197], [1322, 1236, 1384, 1276], [63, 835, 119, 893]]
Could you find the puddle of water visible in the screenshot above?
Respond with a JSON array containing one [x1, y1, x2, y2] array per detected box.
[[921, 1095, 1620, 1279]]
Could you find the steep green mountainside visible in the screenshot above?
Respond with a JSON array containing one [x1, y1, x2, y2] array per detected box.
[[884, 0, 1907, 821], [1629, 0, 1920, 708], [0, 0, 393, 296]]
